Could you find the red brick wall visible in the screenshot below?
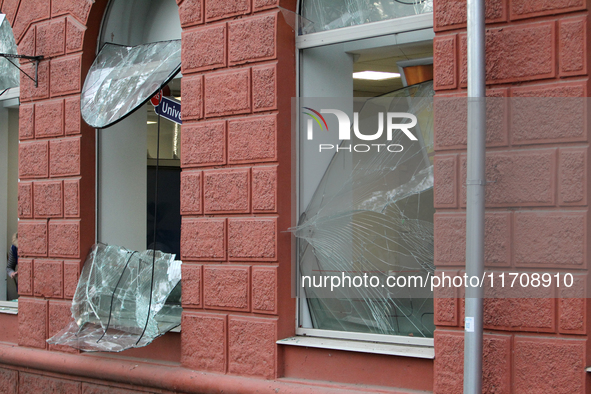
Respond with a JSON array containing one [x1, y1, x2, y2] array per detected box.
[[1, 0, 300, 391], [5, 0, 99, 358], [433, 0, 591, 392]]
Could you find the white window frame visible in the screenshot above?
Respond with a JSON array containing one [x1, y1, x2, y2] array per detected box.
[[0, 87, 20, 313], [284, 9, 436, 358]]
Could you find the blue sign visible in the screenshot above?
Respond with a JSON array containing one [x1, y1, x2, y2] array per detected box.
[[155, 96, 182, 124]]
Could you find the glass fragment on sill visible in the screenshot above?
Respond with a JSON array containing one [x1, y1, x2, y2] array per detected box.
[[301, 0, 433, 33], [0, 14, 20, 90], [47, 243, 182, 352], [81, 40, 181, 129], [294, 81, 435, 338]]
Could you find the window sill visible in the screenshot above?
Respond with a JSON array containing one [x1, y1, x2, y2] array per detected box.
[[277, 336, 434, 359], [0, 300, 18, 315]]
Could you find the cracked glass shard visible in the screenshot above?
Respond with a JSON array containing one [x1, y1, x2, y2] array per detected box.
[[301, 0, 433, 33], [80, 40, 181, 129], [47, 243, 182, 352], [0, 14, 20, 90], [295, 81, 435, 337]]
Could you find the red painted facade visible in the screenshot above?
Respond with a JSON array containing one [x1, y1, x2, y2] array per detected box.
[[0, 0, 590, 392]]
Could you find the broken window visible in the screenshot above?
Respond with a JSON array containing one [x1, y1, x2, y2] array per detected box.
[[0, 14, 20, 90], [297, 33, 435, 340], [48, 244, 181, 352], [81, 40, 181, 129], [301, 0, 433, 33]]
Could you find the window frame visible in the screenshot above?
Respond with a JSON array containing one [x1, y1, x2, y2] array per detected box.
[[291, 9, 436, 354], [0, 87, 19, 310]]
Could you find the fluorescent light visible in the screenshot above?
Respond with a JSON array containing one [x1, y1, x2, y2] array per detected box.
[[353, 71, 401, 80], [147, 121, 157, 124]]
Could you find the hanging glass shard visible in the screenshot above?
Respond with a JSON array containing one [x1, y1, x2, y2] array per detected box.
[[47, 243, 182, 352], [301, 0, 433, 33], [294, 81, 435, 337], [81, 40, 181, 129], [0, 14, 20, 90]]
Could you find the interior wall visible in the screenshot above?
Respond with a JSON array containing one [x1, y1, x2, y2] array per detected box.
[[98, 109, 148, 251]]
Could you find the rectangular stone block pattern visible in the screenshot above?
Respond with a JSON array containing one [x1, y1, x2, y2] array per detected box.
[[434, 212, 510, 266], [50, 54, 82, 97], [19, 103, 34, 140], [559, 17, 586, 76], [179, 0, 203, 27], [460, 150, 556, 207], [228, 114, 277, 164], [34, 260, 63, 298], [0, 368, 17, 394], [182, 23, 226, 73], [510, 84, 586, 144], [558, 274, 586, 334], [252, 266, 277, 314], [252, 63, 277, 112], [34, 99, 64, 138], [433, 155, 457, 208], [36, 18, 65, 58], [64, 95, 81, 135], [229, 13, 276, 65], [66, 17, 86, 54], [48, 300, 76, 353], [206, 0, 250, 21], [48, 220, 80, 258], [18, 259, 33, 296], [181, 75, 203, 121], [434, 0, 505, 31], [204, 265, 250, 311], [19, 220, 47, 257], [63, 178, 80, 217], [514, 337, 586, 394], [52, 0, 92, 23], [483, 296, 555, 332], [434, 35, 457, 90], [204, 168, 250, 214], [180, 170, 202, 215], [205, 69, 250, 117], [19, 141, 49, 179], [34, 181, 63, 218], [181, 312, 226, 372], [460, 23, 555, 85], [181, 264, 202, 308], [11, 0, 50, 42], [434, 331, 511, 394], [511, 0, 585, 20], [228, 316, 276, 379], [18, 298, 48, 349], [514, 211, 585, 268], [64, 260, 80, 299], [20, 60, 49, 102], [433, 91, 509, 150], [559, 148, 586, 206], [19, 373, 81, 394], [228, 218, 277, 261], [254, 0, 279, 11], [181, 218, 226, 260], [181, 121, 225, 167], [50, 137, 81, 177], [18, 182, 33, 218], [252, 166, 277, 212]]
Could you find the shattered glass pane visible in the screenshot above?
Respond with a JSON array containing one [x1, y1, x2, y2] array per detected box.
[[0, 14, 20, 90], [295, 81, 435, 337], [301, 0, 433, 33], [81, 41, 181, 129], [47, 244, 182, 352]]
